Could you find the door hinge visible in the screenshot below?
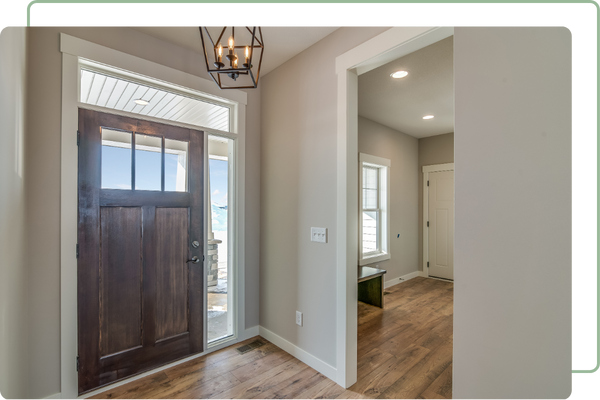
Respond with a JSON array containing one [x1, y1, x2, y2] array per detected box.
[[77, 130, 81, 146], [76, 356, 79, 372], [427, 221, 429, 227], [427, 180, 429, 186], [76, 244, 79, 259], [427, 262, 429, 268]]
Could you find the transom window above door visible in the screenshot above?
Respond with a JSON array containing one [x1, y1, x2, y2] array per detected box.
[[80, 67, 231, 132], [101, 128, 188, 192]]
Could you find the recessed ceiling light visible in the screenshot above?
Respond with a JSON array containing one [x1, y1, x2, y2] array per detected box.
[[423, 115, 434, 120], [390, 70, 408, 79], [134, 99, 149, 106]]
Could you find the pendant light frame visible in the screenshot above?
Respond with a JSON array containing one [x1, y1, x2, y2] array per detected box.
[[199, 27, 264, 90]]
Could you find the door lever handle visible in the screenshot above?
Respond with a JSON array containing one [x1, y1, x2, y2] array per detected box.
[[187, 256, 200, 264]]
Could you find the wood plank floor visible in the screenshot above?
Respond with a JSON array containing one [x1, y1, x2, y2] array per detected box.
[[90, 276, 453, 399]]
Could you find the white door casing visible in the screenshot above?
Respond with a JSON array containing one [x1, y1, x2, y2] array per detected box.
[[337, 27, 455, 388], [423, 163, 454, 280]]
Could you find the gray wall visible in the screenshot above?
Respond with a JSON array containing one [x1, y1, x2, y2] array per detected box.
[[260, 27, 389, 368], [418, 132, 454, 271], [0, 27, 29, 399], [453, 27, 571, 398], [22, 27, 261, 398], [358, 116, 419, 281]]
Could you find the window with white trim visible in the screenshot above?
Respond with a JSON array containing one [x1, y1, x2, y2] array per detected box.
[[359, 153, 390, 265]]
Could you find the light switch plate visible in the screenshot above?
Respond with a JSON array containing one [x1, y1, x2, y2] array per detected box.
[[311, 227, 327, 243]]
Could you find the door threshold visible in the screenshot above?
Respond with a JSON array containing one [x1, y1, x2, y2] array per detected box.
[[427, 275, 454, 282], [208, 334, 236, 348]]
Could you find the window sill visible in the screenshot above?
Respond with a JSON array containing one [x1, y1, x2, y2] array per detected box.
[[359, 253, 390, 266]]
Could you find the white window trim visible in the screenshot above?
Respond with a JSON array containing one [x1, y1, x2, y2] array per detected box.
[[59, 33, 252, 399], [358, 153, 391, 266]]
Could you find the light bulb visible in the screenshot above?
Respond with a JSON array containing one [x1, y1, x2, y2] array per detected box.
[[391, 71, 408, 79]]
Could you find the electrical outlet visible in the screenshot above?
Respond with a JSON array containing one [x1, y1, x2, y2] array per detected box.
[[296, 311, 303, 326], [311, 227, 327, 243]]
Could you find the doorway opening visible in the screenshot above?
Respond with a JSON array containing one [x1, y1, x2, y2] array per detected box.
[[61, 34, 249, 398], [350, 34, 455, 398]]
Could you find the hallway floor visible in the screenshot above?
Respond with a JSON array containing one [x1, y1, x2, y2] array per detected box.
[[90, 276, 453, 399]]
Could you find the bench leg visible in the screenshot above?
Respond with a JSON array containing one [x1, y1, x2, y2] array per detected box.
[[358, 276, 384, 308]]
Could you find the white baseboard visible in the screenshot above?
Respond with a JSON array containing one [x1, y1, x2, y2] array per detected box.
[[45, 393, 62, 399], [384, 270, 422, 289], [258, 326, 337, 383]]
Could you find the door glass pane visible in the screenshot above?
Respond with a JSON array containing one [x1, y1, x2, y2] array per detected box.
[[135, 134, 162, 191], [362, 211, 378, 254], [165, 139, 188, 192], [101, 128, 132, 190]]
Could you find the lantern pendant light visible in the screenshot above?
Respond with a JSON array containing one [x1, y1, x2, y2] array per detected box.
[[199, 27, 264, 90]]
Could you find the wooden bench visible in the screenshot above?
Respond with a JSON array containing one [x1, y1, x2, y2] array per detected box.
[[358, 266, 387, 308]]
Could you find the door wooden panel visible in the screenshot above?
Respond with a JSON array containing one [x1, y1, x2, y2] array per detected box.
[[100, 207, 143, 357], [156, 207, 189, 341], [428, 170, 454, 280], [435, 209, 448, 266], [77, 108, 204, 394]]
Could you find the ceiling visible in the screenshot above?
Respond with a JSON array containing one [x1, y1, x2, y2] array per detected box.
[[358, 36, 454, 139], [127, 24, 342, 76], [130, 27, 452, 139]]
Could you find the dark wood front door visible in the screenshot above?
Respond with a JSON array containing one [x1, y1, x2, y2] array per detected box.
[[77, 109, 204, 394]]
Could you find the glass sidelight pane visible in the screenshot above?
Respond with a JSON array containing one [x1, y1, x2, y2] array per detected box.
[[165, 139, 188, 192], [135, 134, 162, 191], [101, 128, 132, 190], [207, 135, 233, 344]]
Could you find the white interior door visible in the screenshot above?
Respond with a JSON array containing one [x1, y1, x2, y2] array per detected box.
[[428, 170, 454, 280]]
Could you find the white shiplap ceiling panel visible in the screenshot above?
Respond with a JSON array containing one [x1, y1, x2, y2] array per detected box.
[[80, 69, 230, 132]]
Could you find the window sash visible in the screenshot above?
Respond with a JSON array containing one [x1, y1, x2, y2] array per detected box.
[[361, 164, 383, 255], [359, 154, 390, 264], [362, 165, 380, 211], [362, 209, 380, 255]]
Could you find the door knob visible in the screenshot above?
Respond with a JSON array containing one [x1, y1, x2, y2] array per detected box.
[[187, 256, 200, 264]]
